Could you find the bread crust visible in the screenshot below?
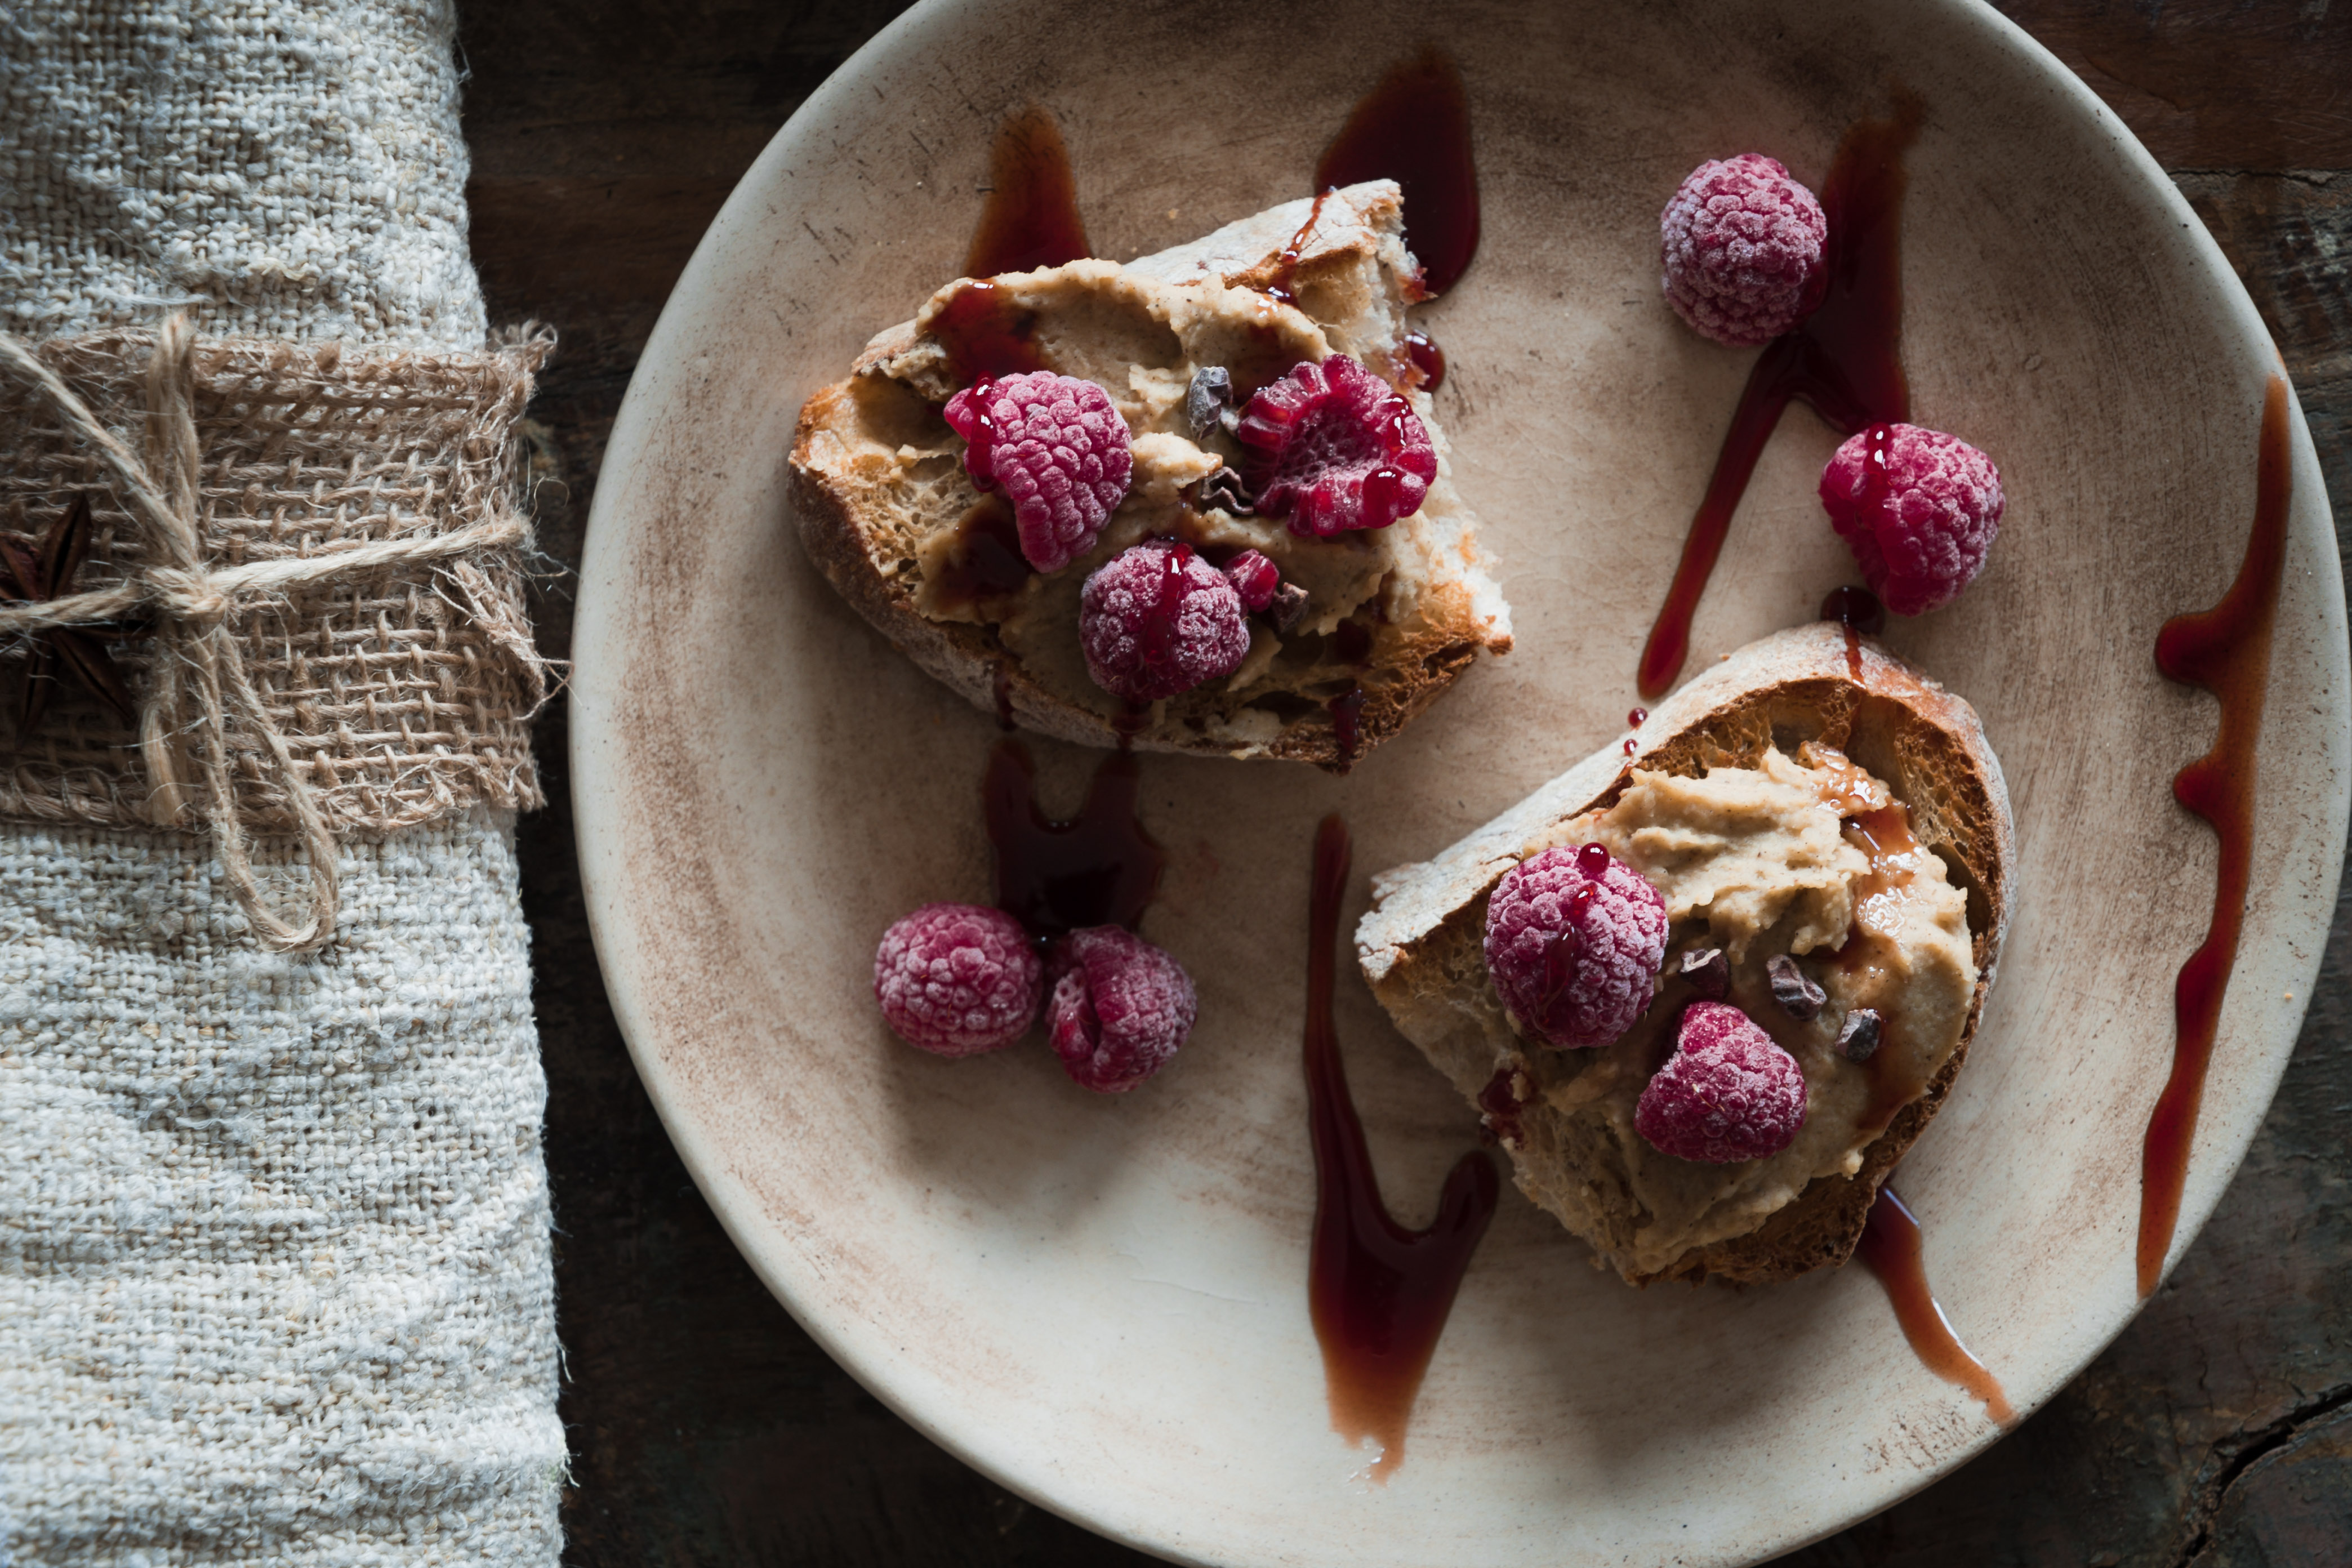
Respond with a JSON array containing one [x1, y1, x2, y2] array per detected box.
[[785, 184, 1509, 769], [1355, 622, 2014, 1285]]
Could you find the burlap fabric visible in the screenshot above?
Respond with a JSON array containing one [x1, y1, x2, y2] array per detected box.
[[0, 2, 565, 1563]]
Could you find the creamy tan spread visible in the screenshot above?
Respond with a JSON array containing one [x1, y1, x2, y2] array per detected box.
[[1507, 743, 1977, 1277]]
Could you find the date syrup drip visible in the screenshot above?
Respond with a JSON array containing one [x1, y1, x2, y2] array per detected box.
[[930, 499, 1034, 611], [2139, 375, 2293, 1298], [1400, 331, 1446, 393], [1637, 91, 1925, 701], [965, 105, 1090, 279], [1315, 47, 1479, 297], [1304, 815, 1498, 1480], [928, 107, 1093, 385], [1261, 190, 1335, 307], [1855, 1187, 2016, 1427], [984, 741, 1165, 938], [1820, 585, 1886, 681]]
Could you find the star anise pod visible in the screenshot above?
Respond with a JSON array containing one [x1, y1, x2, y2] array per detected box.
[[0, 495, 137, 737]]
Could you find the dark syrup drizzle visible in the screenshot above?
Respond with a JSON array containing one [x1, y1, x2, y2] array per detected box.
[[1304, 816, 1499, 1480], [1855, 1187, 2015, 1426], [966, 105, 1090, 278], [1262, 190, 1335, 307], [929, 499, 1034, 612], [984, 741, 1165, 938], [1315, 47, 1480, 297], [2139, 375, 2293, 1297], [928, 106, 1093, 385], [1637, 91, 1925, 700], [1400, 331, 1446, 393], [1821, 585, 1885, 681]]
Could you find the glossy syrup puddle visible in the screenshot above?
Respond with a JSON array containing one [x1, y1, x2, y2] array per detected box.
[[2139, 375, 2293, 1296], [1304, 816, 1498, 1480], [1638, 90, 1923, 700], [1856, 1187, 2015, 1426]]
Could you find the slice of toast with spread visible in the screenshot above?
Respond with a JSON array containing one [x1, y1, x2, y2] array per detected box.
[[789, 181, 1511, 767], [1356, 622, 2013, 1284]]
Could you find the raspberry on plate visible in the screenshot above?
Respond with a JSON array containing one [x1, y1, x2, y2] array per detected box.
[[1634, 1001, 1808, 1163], [943, 371, 1134, 573], [873, 902, 1043, 1057], [1660, 153, 1827, 347], [1820, 422, 2004, 615], [1079, 541, 1253, 703], [1046, 925, 1199, 1093], [1233, 354, 1437, 537], [1483, 842, 1668, 1049]]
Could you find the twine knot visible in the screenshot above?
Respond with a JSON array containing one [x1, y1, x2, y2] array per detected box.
[[144, 565, 231, 626], [0, 313, 540, 952]]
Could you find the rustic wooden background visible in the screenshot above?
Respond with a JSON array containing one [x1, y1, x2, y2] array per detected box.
[[455, 2, 2352, 1562]]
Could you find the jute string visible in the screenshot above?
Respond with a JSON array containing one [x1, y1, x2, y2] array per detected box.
[[0, 315, 533, 950]]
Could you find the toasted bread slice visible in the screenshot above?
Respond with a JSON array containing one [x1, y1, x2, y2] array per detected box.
[[1356, 623, 2013, 1285], [789, 181, 1511, 767]]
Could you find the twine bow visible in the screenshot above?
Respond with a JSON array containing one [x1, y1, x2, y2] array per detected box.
[[0, 316, 534, 951]]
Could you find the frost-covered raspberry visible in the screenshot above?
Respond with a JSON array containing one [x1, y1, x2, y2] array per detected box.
[[1660, 153, 1827, 347], [1483, 842, 1668, 1049], [1820, 423, 2004, 616], [943, 371, 1133, 573], [874, 903, 1043, 1057], [1234, 354, 1437, 538], [1046, 925, 1199, 1093], [1079, 541, 1252, 702], [1634, 1001, 1808, 1163]]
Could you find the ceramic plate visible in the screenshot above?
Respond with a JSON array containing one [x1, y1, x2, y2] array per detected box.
[[569, 2, 2347, 1562]]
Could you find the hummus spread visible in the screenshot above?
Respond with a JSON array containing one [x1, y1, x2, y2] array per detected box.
[[1504, 743, 1977, 1277]]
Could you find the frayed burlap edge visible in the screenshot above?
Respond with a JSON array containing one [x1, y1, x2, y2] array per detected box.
[[0, 324, 556, 843]]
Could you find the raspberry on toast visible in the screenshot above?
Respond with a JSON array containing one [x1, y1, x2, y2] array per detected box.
[[1356, 623, 2013, 1284], [789, 182, 1511, 767]]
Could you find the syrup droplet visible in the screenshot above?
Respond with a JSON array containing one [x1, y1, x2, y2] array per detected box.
[[1627, 707, 1647, 729], [1400, 331, 1447, 392]]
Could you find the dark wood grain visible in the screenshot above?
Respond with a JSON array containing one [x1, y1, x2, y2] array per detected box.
[[456, 3, 2352, 1562]]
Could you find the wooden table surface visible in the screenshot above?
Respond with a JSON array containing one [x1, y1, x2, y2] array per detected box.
[[455, 3, 2352, 1562]]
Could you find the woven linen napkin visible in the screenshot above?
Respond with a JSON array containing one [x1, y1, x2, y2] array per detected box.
[[0, 2, 564, 1562]]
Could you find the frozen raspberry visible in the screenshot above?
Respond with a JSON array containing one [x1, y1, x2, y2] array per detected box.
[[1820, 423, 2004, 616], [1483, 842, 1668, 1049], [1079, 541, 1252, 702], [943, 371, 1133, 573], [1223, 549, 1281, 613], [1634, 1001, 1808, 1163], [1233, 354, 1437, 538], [1046, 926, 1199, 1093], [1660, 153, 1827, 347], [873, 903, 1043, 1057]]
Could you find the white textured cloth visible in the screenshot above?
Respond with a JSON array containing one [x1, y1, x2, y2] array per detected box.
[[0, 2, 562, 1563], [0, 0, 488, 348]]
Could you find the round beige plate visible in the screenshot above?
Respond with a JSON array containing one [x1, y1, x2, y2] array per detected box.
[[571, 2, 2347, 1562]]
